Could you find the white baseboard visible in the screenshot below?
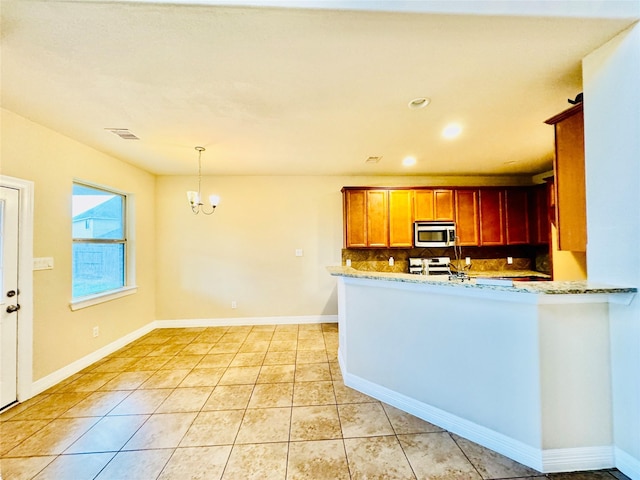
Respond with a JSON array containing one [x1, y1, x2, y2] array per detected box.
[[31, 314, 337, 397], [31, 322, 156, 396], [155, 314, 337, 328], [616, 448, 640, 480], [342, 368, 616, 474]]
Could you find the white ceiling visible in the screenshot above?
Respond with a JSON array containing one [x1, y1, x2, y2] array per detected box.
[[1, 0, 638, 176]]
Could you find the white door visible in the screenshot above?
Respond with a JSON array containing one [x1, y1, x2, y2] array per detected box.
[[0, 186, 20, 410]]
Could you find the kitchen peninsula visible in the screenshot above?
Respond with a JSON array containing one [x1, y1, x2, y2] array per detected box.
[[328, 266, 636, 474]]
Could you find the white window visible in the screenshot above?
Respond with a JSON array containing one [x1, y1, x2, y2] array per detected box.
[[71, 181, 136, 310]]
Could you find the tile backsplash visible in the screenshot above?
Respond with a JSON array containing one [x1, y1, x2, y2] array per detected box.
[[342, 246, 549, 275]]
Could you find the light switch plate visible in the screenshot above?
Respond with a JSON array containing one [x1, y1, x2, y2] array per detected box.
[[33, 257, 54, 270]]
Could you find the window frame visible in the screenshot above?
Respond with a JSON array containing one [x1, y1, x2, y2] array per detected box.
[[70, 180, 137, 311]]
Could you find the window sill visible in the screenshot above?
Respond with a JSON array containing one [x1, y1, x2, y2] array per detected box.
[[70, 286, 138, 311]]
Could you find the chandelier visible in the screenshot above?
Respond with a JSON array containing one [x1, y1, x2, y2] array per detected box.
[[186, 146, 220, 215]]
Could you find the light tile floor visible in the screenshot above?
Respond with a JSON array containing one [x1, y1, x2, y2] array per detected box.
[[0, 323, 631, 480]]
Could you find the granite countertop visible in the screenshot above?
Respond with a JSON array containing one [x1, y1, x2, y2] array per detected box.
[[327, 266, 637, 295]]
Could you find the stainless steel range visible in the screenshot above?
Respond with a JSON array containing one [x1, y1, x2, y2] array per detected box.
[[408, 257, 451, 275]]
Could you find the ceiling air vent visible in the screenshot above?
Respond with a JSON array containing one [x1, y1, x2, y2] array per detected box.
[[365, 156, 382, 164], [105, 128, 140, 140]]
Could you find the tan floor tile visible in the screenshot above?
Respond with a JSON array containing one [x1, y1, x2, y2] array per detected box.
[[230, 352, 266, 367], [202, 385, 254, 411], [0, 394, 51, 421], [0, 455, 56, 480], [194, 333, 224, 344], [158, 446, 231, 480], [90, 357, 139, 373], [275, 324, 299, 333], [333, 381, 378, 404], [268, 340, 298, 352], [196, 353, 235, 369], [57, 372, 118, 393], [297, 339, 326, 351], [123, 412, 197, 450], [290, 405, 342, 441], [218, 366, 261, 385], [116, 344, 157, 357], [271, 331, 297, 342], [107, 388, 172, 415], [99, 371, 153, 390], [7, 417, 100, 456], [163, 354, 205, 370], [344, 436, 416, 480], [179, 367, 226, 387], [238, 341, 271, 353], [235, 407, 291, 444], [338, 403, 394, 438], [1, 420, 51, 456], [264, 351, 297, 365], [210, 342, 243, 354], [452, 434, 541, 479], [31, 452, 116, 480], [141, 369, 191, 389], [94, 448, 174, 480], [222, 442, 288, 480], [295, 363, 331, 382], [383, 403, 444, 434], [147, 343, 186, 357], [128, 355, 172, 371], [218, 335, 249, 345], [248, 383, 294, 408], [398, 432, 482, 480], [9, 392, 89, 421], [329, 362, 343, 381], [257, 364, 296, 384], [287, 439, 350, 480], [246, 331, 274, 342], [179, 343, 214, 355], [156, 387, 213, 413], [293, 381, 336, 406], [296, 350, 328, 364], [65, 414, 148, 454], [60, 390, 130, 418], [180, 410, 244, 446]]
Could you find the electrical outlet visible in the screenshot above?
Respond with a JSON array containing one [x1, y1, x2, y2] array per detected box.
[[346, 259, 352, 267], [465, 257, 471, 265], [507, 257, 513, 265], [92, 326, 99, 337], [295, 249, 303, 257], [231, 301, 237, 309]]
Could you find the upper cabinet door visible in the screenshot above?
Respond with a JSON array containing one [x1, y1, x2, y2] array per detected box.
[[389, 190, 414, 248], [434, 189, 454, 220], [545, 104, 586, 251], [344, 189, 367, 248], [505, 188, 530, 245], [454, 189, 479, 246], [366, 190, 389, 248], [478, 189, 505, 246], [414, 189, 434, 220]]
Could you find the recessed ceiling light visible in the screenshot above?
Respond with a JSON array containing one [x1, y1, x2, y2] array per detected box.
[[402, 156, 417, 167], [105, 128, 140, 140], [365, 156, 382, 164], [408, 97, 431, 109], [442, 123, 462, 139]]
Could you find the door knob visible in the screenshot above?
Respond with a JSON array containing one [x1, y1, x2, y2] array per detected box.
[[6, 304, 20, 313], [6, 290, 16, 297]]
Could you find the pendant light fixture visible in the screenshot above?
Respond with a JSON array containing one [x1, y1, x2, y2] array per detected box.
[[187, 146, 220, 215]]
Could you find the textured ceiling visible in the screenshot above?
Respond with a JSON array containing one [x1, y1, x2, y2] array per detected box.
[[1, 0, 637, 176]]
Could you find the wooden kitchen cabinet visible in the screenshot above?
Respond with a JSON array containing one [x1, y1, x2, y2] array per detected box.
[[455, 189, 479, 246], [530, 183, 550, 245], [545, 103, 586, 251], [414, 189, 454, 221], [478, 189, 505, 246], [504, 188, 530, 244], [389, 190, 414, 247], [342, 188, 389, 248]]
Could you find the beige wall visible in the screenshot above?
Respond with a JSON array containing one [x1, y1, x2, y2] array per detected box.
[[155, 174, 533, 320], [1, 109, 157, 380]]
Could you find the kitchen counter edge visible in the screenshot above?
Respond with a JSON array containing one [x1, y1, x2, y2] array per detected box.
[[327, 266, 637, 296]]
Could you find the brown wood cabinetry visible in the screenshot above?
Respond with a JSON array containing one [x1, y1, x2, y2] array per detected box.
[[388, 190, 414, 247], [530, 184, 550, 245], [504, 188, 530, 244], [414, 189, 454, 221], [478, 189, 505, 246], [454, 189, 479, 246], [545, 104, 586, 251], [343, 188, 388, 248]]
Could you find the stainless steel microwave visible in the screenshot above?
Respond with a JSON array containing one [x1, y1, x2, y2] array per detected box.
[[414, 221, 456, 247]]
